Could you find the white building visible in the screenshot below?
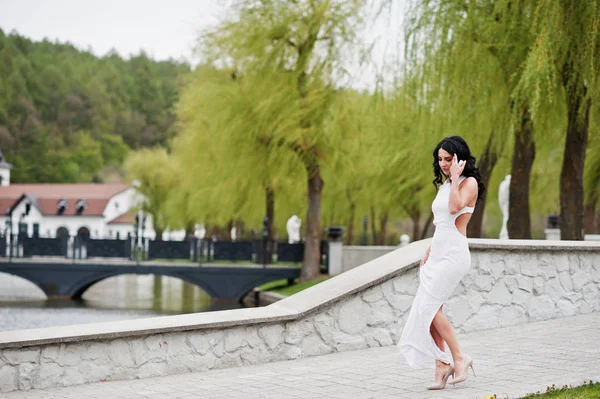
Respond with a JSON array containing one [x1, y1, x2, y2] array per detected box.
[[0, 150, 186, 241]]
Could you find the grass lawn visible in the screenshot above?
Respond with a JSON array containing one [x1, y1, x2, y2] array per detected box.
[[505, 381, 600, 399], [258, 276, 330, 296]]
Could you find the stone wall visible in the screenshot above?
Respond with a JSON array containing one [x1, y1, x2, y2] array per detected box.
[[0, 239, 598, 392]]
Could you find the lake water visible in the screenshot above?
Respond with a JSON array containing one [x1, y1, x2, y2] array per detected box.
[[0, 273, 245, 332]]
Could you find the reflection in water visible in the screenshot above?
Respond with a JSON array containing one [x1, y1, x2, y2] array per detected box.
[[0, 273, 247, 332], [82, 274, 219, 313]]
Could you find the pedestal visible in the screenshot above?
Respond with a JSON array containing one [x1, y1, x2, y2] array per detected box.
[[544, 228, 561, 241], [328, 241, 343, 275]]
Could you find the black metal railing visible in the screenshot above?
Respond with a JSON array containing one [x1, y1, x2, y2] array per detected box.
[[0, 233, 327, 270]]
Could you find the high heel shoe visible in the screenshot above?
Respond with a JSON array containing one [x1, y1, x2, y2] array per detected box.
[[426, 365, 455, 390], [448, 354, 475, 385]]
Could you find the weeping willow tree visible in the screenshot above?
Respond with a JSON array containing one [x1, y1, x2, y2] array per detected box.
[[195, 0, 376, 280], [319, 89, 374, 244], [512, 1, 600, 240], [370, 77, 437, 242], [403, 0, 600, 240], [174, 66, 306, 239], [403, 0, 530, 238], [124, 148, 179, 240]]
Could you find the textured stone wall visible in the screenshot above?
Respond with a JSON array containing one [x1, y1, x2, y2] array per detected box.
[[0, 245, 598, 392]]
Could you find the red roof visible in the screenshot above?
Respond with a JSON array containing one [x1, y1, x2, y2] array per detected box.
[[107, 212, 135, 225], [0, 184, 130, 216]]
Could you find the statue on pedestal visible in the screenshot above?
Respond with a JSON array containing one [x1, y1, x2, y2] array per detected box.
[[399, 234, 410, 247], [498, 175, 511, 239], [286, 215, 302, 244]]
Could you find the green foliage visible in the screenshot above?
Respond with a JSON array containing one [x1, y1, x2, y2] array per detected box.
[[124, 148, 179, 238], [0, 29, 190, 184]]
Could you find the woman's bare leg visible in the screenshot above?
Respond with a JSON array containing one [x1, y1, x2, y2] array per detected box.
[[430, 322, 450, 381], [431, 307, 453, 380], [430, 323, 445, 352], [431, 307, 467, 377]]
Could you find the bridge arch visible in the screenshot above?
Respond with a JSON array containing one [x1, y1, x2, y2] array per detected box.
[[0, 271, 46, 300], [70, 271, 219, 300]]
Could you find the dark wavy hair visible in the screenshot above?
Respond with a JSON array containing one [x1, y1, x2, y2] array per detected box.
[[432, 136, 486, 202]]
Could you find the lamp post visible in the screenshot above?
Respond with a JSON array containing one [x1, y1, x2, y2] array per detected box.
[[141, 214, 147, 260], [261, 216, 269, 267], [261, 216, 269, 268], [134, 212, 140, 262]]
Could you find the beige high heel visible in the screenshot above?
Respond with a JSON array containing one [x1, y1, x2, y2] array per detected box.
[[426, 365, 455, 390], [448, 354, 475, 385]]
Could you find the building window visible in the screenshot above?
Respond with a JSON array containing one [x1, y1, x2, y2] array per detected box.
[[75, 199, 87, 215], [57, 199, 68, 215]]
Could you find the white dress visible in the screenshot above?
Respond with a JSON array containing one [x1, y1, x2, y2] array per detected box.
[[398, 176, 474, 368]]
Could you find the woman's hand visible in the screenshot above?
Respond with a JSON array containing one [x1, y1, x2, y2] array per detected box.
[[450, 154, 466, 179], [420, 246, 431, 267]]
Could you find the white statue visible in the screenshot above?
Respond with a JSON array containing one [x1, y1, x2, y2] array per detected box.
[[498, 174, 511, 240], [399, 234, 410, 247], [286, 215, 302, 244], [230, 226, 237, 241], [196, 225, 206, 240]]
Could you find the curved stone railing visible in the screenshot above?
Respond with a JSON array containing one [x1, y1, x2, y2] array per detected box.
[[0, 239, 598, 392]]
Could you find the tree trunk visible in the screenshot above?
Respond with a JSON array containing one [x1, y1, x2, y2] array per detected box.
[[584, 193, 598, 234], [411, 211, 421, 242], [370, 207, 377, 245], [378, 212, 388, 245], [508, 105, 535, 239], [226, 220, 234, 240], [301, 162, 323, 281], [184, 221, 195, 240], [235, 219, 244, 240], [345, 189, 355, 245], [266, 186, 275, 240], [467, 133, 499, 238], [559, 67, 590, 240]]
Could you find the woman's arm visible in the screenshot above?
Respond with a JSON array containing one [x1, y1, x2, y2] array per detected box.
[[420, 245, 431, 267], [448, 154, 478, 214]]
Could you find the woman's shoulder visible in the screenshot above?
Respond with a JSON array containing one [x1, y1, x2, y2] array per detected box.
[[459, 176, 478, 188]]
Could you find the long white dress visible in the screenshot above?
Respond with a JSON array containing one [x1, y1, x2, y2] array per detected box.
[[398, 176, 474, 368]]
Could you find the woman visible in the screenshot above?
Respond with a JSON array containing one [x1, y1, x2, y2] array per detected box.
[[398, 136, 486, 390]]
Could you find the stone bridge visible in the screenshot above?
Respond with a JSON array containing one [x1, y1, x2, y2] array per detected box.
[[0, 259, 300, 301]]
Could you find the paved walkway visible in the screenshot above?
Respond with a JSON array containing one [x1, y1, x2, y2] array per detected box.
[[3, 313, 600, 399]]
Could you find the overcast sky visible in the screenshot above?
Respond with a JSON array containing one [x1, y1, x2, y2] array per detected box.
[[0, 0, 405, 89]]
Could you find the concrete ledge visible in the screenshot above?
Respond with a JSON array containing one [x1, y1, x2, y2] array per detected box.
[[0, 239, 429, 350], [0, 305, 297, 349], [468, 238, 600, 251]]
